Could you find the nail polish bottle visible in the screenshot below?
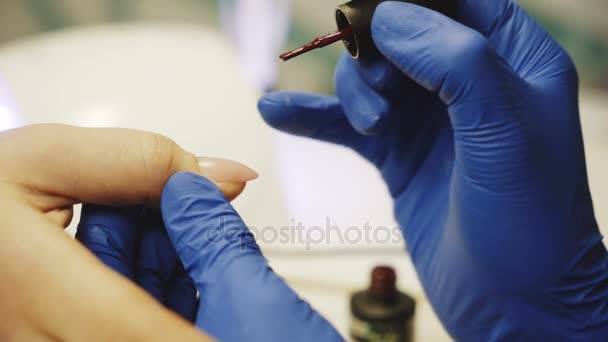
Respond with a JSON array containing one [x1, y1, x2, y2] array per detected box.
[[350, 266, 416, 342]]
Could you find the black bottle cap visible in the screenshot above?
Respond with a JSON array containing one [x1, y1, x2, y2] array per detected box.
[[336, 0, 457, 60]]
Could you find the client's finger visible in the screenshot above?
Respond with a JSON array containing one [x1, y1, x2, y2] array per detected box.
[[0, 124, 257, 209], [1, 203, 208, 341]]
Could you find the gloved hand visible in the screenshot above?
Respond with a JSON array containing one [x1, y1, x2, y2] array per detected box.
[[259, 1, 608, 340], [78, 173, 343, 342], [77, 206, 199, 321]]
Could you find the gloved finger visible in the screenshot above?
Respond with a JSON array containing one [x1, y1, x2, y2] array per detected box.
[[456, 0, 517, 37], [372, 2, 530, 187], [372, 2, 523, 105], [135, 209, 179, 302], [336, 1, 521, 93], [258, 92, 383, 162], [164, 263, 198, 322], [456, 0, 572, 83], [76, 205, 142, 280], [352, 42, 449, 109], [354, 53, 410, 93], [161, 172, 342, 341], [352, 1, 568, 105], [335, 53, 390, 135], [161, 172, 267, 289], [338, 53, 437, 134]]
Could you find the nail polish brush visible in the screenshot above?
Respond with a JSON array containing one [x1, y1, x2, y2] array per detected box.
[[280, 0, 457, 61]]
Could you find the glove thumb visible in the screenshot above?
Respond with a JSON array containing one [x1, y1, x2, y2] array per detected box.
[[161, 172, 261, 288], [372, 2, 531, 193], [161, 172, 343, 341]]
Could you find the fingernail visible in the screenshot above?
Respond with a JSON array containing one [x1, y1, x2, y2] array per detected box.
[[197, 157, 258, 183]]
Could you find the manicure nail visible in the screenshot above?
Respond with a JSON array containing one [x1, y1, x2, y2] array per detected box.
[[197, 157, 258, 183]]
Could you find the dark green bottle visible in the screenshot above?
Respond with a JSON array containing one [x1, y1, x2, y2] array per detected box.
[[350, 266, 416, 342]]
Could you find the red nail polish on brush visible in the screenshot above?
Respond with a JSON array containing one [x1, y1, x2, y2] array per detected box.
[[279, 27, 353, 61]]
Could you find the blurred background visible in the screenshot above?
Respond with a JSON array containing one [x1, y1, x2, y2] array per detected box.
[[0, 1, 606, 341], [1, 0, 607, 92]]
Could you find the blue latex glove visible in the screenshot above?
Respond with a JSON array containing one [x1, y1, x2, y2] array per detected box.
[[77, 206, 198, 321], [78, 174, 342, 341], [259, 1, 608, 340], [160, 173, 342, 341]]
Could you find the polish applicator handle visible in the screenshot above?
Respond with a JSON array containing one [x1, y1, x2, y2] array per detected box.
[[279, 0, 457, 62], [336, 0, 457, 60]]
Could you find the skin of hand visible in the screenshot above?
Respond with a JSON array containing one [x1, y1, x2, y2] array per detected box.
[[0, 123, 253, 341], [79, 172, 343, 342], [258, 1, 608, 340]]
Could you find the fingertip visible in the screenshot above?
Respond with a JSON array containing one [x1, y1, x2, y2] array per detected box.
[[258, 92, 344, 136], [197, 157, 258, 183], [258, 92, 302, 125], [371, 1, 399, 35], [258, 92, 296, 129], [161, 172, 230, 230], [216, 182, 247, 202], [354, 107, 388, 135], [373, 1, 415, 25], [336, 55, 390, 135], [260, 91, 370, 150], [356, 58, 406, 92], [259, 92, 341, 113], [257, 92, 283, 117], [161, 173, 251, 285], [371, 1, 488, 102], [162, 172, 225, 205], [371, 2, 431, 48]]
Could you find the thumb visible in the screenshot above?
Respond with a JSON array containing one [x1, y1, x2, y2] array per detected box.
[[372, 2, 531, 190], [161, 172, 262, 287], [161, 172, 342, 341]]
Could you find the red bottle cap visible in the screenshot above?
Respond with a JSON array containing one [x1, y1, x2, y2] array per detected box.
[[369, 266, 397, 301]]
